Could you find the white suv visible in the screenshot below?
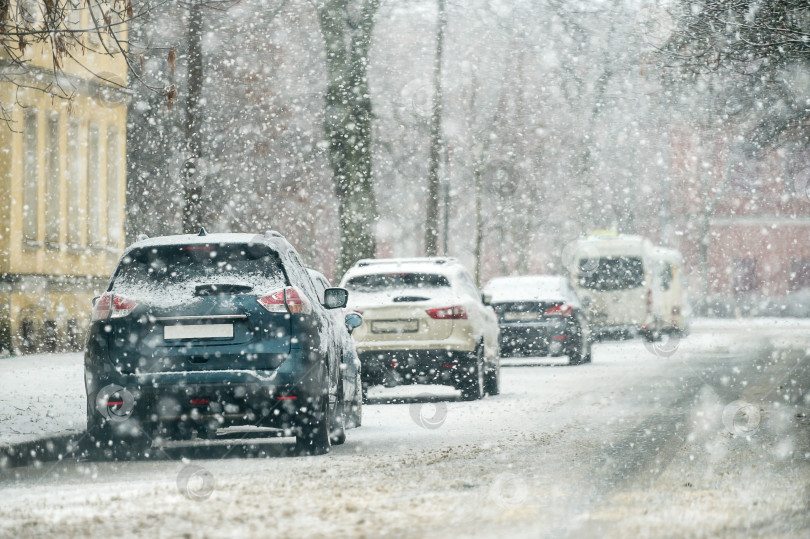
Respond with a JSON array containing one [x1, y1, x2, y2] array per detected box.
[[339, 258, 500, 400]]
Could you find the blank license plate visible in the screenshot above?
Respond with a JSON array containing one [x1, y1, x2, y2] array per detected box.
[[504, 312, 537, 321], [164, 323, 233, 340], [372, 320, 419, 334]]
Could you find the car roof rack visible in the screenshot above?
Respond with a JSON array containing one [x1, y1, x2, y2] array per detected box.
[[355, 257, 458, 267]]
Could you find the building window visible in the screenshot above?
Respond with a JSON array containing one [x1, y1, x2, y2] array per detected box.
[[86, 123, 102, 245], [66, 118, 83, 247], [45, 114, 61, 246], [106, 126, 122, 247], [789, 153, 810, 199], [18, 0, 43, 28], [42, 320, 58, 353], [732, 258, 758, 295], [20, 319, 35, 354], [66, 0, 81, 30], [88, 0, 104, 45], [22, 109, 39, 244], [726, 145, 762, 194], [789, 258, 810, 292], [67, 318, 81, 350]]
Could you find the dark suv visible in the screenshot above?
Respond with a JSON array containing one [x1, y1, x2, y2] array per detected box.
[[84, 231, 353, 457]]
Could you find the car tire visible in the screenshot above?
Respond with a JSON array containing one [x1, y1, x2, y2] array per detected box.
[[568, 325, 587, 366], [566, 327, 585, 365], [87, 415, 150, 461], [346, 398, 362, 428], [295, 396, 332, 456], [641, 329, 660, 342], [330, 393, 347, 446], [484, 360, 500, 396], [459, 346, 484, 401], [582, 342, 592, 364]]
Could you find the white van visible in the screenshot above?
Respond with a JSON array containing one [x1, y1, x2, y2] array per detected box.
[[565, 234, 687, 340]]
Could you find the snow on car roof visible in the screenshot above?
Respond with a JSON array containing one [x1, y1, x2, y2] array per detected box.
[[484, 275, 570, 302], [127, 232, 267, 250], [343, 257, 465, 279], [121, 232, 302, 262]]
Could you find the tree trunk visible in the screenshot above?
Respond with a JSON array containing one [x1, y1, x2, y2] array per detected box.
[[317, 1, 380, 276], [474, 164, 483, 286], [424, 0, 446, 256], [182, 0, 204, 233]]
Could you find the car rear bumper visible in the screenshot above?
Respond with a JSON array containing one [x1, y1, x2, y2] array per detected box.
[[498, 322, 567, 356], [119, 381, 306, 429], [355, 334, 477, 354], [358, 349, 474, 387], [85, 348, 327, 433]]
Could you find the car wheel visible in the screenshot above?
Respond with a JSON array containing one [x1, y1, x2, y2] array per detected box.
[[330, 394, 347, 446], [88, 416, 150, 461], [295, 396, 332, 456], [583, 334, 593, 364], [568, 325, 586, 366], [484, 360, 500, 396], [641, 329, 660, 342], [346, 395, 362, 428], [459, 346, 484, 401]]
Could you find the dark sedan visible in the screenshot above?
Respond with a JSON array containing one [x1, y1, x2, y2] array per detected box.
[[483, 275, 592, 365]]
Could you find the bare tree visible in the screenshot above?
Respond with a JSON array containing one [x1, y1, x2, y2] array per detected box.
[[424, 0, 445, 256], [662, 0, 810, 147], [316, 0, 380, 275], [0, 0, 167, 128]]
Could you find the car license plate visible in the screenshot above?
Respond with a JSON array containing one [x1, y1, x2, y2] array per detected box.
[[371, 320, 419, 334], [164, 323, 234, 340], [504, 311, 537, 321]]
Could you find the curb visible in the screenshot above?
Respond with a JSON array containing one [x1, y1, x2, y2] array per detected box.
[[0, 433, 86, 471]]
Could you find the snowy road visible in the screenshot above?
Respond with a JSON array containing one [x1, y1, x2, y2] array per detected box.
[[1, 321, 809, 537]]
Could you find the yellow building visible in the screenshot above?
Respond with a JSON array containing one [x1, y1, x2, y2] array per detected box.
[[0, 2, 128, 354]]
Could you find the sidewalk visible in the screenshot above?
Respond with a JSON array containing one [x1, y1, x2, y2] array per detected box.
[[0, 352, 85, 448]]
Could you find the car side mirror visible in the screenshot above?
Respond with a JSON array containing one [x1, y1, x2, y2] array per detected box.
[[345, 312, 363, 333], [92, 296, 100, 307], [324, 287, 349, 309], [481, 293, 492, 306]]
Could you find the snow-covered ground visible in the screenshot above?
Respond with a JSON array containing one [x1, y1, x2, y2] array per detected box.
[[2, 318, 808, 447], [0, 318, 808, 537], [0, 353, 85, 446]]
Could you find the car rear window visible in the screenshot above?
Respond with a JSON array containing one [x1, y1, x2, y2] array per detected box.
[[345, 272, 451, 292], [111, 243, 286, 305], [578, 256, 644, 290]]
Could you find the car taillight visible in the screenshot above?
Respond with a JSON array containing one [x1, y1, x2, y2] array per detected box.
[[646, 289, 652, 314], [426, 305, 467, 319], [91, 293, 137, 321], [257, 287, 312, 315], [545, 303, 574, 317]]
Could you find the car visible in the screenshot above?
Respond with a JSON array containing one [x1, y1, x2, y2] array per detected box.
[[339, 257, 500, 400], [307, 268, 363, 430], [483, 275, 592, 365], [84, 230, 354, 457]]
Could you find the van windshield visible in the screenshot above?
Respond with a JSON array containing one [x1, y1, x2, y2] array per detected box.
[[578, 256, 644, 290]]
